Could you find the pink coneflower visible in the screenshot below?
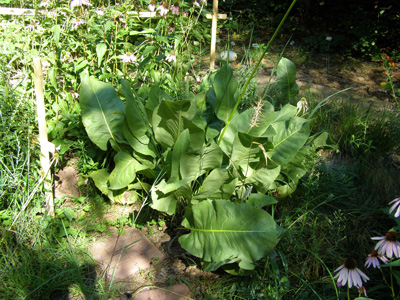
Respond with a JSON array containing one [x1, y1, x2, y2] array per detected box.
[[71, 18, 85, 30], [40, 0, 51, 7], [334, 258, 369, 289], [70, 0, 92, 8], [121, 52, 138, 63], [389, 197, 400, 217], [165, 50, 176, 63], [156, 1, 169, 16], [26, 21, 39, 31], [297, 97, 309, 114], [365, 250, 389, 268], [70, 90, 79, 98], [169, 23, 175, 32], [148, 0, 155, 12], [171, 1, 179, 15], [372, 231, 400, 258]]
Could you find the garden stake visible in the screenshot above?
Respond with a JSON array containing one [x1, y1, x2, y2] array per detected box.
[[209, 0, 218, 68], [33, 57, 55, 217]]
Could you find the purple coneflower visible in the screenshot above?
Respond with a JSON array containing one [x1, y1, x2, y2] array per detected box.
[[372, 231, 400, 258], [156, 1, 169, 16], [334, 258, 369, 289], [148, 0, 155, 12], [389, 197, 400, 218], [165, 50, 176, 63], [171, 1, 179, 15], [71, 18, 86, 30], [121, 52, 138, 64], [70, 0, 92, 8], [26, 21, 39, 31], [365, 250, 389, 268], [297, 97, 309, 113]]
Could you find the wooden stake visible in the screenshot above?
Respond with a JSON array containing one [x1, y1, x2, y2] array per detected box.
[[209, 0, 219, 69], [33, 57, 55, 217]]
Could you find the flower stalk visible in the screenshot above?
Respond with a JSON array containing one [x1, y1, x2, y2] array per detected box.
[[217, 0, 298, 145]]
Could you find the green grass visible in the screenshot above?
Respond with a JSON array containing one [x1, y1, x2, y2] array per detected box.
[[1, 3, 400, 299]]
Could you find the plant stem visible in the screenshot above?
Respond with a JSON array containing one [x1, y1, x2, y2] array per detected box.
[[217, 0, 298, 145]]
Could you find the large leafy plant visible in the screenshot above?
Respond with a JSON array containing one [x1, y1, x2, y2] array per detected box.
[[79, 58, 334, 273]]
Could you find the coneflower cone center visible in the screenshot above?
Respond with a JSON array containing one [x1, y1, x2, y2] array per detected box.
[[386, 231, 398, 241], [344, 258, 357, 269], [371, 250, 378, 257]]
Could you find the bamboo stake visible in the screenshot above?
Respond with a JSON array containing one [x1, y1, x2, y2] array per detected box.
[[209, 0, 219, 69], [33, 57, 55, 217]]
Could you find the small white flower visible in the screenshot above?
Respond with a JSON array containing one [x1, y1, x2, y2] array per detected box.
[[326, 36, 333, 42], [372, 231, 400, 258], [171, 1, 179, 15], [26, 21, 39, 31], [365, 250, 389, 268], [230, 41, 235, 46], [156, 1, 169, 16], [165, 51, 176, 63], [121, 52, 138, 63], [389, 197, 400, 217], [334, 258, 369, 289], [296, 97, 309, 114], [290, 40, 295, 46], [70, 90, 79, 98], [70, 0, 92, 8], [40, 0, 51, 7], [71, 18, 85, 30], [148, 0, 155, 12]]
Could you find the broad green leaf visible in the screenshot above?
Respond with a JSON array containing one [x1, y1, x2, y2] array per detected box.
[[152, 100, 198, 148], [123, 120, 156, 157], [247, 194, 277, 208], [194, 168, 237, 201], [231, 132, 271, 171], [268, 117, 310, 165], [62, 207, 75, 220], [180, 141, 223, 181], [213, 65, 239, 122], [275, 57, 299, 101], [52, 24, 60, 48], [121, 79, 149, 143], [179, 200, 284, 270], [80, 75, 125, 151], [96, 43, 107, 68], [219, 109, 253, 155], [151, 180, 192, 215], [170, 129, 191, 182], [109, 151, 147, 190], [145, 83, 168, 121], [273, 104, 297, 123], [244, 165, 281, 193], [281, 131, 336, 183], [89, 169, 111, 196]]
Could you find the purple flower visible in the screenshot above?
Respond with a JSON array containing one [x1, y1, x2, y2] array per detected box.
[[148, 0, 155, 12], [171, 1, 179, 15], [365, 250, 389, 268], [165, 51, 176, 63], [334, 258, 369, 289], [71, 18, 85, 30], [70, 0, 92, 8], [121, 52, 138, 64], [156, 1, 169, 16], [389, 197, 400, 217], [372, 231, 400, 258]]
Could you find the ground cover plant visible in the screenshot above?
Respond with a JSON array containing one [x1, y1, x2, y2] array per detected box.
[[1, 0, 400, 299]]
